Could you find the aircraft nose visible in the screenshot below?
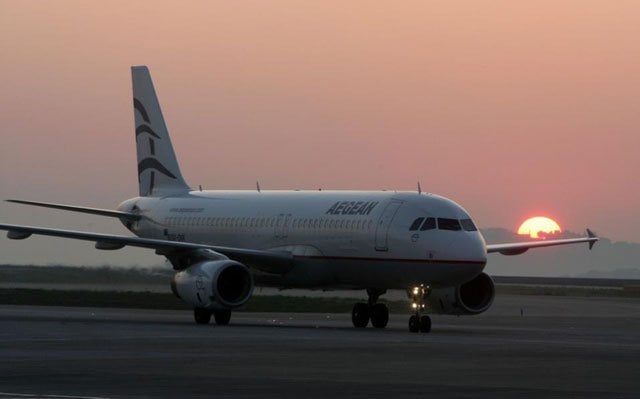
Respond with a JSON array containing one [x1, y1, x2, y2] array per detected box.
[[445, 232, 487, 270], [427, 232, 487, 285], [467, 233, 488, 263], [458, 234, 487, 280]]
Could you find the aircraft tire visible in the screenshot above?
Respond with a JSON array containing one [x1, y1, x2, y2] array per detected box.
[[194, 308, 212, 325], [370, 303, 389, 328], [352, 302, 370, 328], [214, 309, 232, 325], [408, 315, 420, 332], [419, 315, 432, 333]]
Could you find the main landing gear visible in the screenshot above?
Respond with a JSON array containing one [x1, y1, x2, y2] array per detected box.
[[408, 285, 431, 333], [194, 308, 232, 325], [351, 289, 389, 329]]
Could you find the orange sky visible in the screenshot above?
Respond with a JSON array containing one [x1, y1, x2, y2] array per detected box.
[[1, 1, 639, 243]]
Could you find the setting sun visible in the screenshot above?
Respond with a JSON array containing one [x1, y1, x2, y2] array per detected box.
[[517, 217, 561, 239]]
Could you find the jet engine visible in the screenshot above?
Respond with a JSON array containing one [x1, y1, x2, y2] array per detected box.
[[427, 272, 495, 315], [171, 260, 254, 309]]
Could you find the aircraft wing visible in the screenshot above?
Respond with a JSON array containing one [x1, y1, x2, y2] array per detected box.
[[0, 223, 293, 274], [486, 229, 598, 255]]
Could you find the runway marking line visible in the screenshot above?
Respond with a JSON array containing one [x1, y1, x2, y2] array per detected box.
[[0, 393, 113, 399]]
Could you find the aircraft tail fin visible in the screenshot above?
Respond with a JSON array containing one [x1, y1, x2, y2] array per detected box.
[[132, 66, 190, 197]]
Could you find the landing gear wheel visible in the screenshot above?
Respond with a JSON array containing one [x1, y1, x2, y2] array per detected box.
[[408, 315, 420, 333], [214, 309, 232, 325], [370, 303, 389, 328], [352, 302, 370, 328], [419, 315, 432, 333], [194, 308, 212, 325]]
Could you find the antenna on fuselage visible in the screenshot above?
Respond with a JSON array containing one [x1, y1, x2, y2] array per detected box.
[[256, 181, 261, 193], [417, 182, 422, 194]]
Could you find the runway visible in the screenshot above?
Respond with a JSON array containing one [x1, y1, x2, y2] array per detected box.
[[0, 295, 638, 398]]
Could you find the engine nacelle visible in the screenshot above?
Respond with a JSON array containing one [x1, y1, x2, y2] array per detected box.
[[171, 260, 254, 309], [427, 272, 495, 315]]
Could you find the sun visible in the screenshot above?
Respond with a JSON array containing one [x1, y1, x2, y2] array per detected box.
[[517, 216, 561, 239]]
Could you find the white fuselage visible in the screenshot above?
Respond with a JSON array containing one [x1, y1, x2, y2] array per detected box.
[[119, 190, 487, 290]]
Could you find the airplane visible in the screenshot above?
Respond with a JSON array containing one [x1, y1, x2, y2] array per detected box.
[[0, 66, 599, 333]]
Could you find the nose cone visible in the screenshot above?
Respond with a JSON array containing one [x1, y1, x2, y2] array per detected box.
[[441, 224, 488, 283], [466, 232, 488, 264], [426, 232, 487, 285], [439, 232, 486, 265]]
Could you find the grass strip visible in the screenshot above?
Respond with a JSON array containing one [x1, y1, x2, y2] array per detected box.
[[496, 285, 636, 297]]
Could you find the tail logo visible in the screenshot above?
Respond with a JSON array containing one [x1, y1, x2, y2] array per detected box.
[[134, 98, 177, 195]]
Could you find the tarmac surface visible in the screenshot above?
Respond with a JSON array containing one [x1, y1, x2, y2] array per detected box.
[[0, 295, 638, 398]]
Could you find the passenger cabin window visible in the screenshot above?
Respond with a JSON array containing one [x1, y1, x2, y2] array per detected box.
[[438, 218, 461, 231], [409, 218, 424, 231], [420, 217, 436, 231], [460, 219, 477, 231]]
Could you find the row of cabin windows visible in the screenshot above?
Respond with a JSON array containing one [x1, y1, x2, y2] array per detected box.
[[165, 216, 277, 229], [409, 217, 477, 232], [291, 218, 373, 231], [164, 216, 373, 231]]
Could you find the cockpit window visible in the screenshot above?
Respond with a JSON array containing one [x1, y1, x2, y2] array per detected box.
[[460, 219, 477, 231], [409, 218, 424, 231], [420, 217, 436, 231], [438, 218, 461, 231]]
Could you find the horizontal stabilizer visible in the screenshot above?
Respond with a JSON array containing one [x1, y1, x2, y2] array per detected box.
[[6, 199, 140, 221]]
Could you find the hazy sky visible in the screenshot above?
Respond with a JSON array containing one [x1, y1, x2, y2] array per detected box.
[[1, 1, 638, 266]]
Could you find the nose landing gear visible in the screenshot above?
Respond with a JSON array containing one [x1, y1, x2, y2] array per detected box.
[[408, 285, 431, 333], [350, 286, 432, 333], [351, 289, 389, 329]]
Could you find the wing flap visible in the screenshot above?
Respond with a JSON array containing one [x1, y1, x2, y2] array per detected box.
[[0, 223, 293, 274], [486, 229, 598, 256], [7, 230, 32, 240]]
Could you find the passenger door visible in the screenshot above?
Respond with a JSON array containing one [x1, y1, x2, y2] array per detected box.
[[374, 200, 403, 251], [274, 213, 291, 239]]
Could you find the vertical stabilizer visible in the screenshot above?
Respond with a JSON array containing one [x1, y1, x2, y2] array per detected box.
[[132, 66, 190, 196]]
